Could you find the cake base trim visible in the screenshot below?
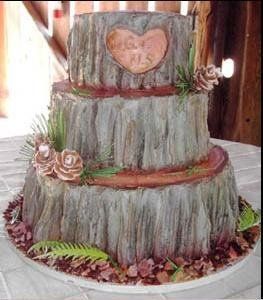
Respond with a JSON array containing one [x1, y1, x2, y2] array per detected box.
[[4, 193, 260, 290], [6, 240, 258, 294]]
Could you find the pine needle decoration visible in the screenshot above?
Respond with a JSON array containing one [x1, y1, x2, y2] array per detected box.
[[28, 240, 109, 263], [19, 113, 48, 161], [19, 139, 35, 161], [175, 42, 196, 110], [48, 110, 66, 152], [185, 166, 204, 176], [238, 205, 261, 232], [80, 166, 122, 184], [72, 87, 90, 97], [19, 110, 66, 160], [80, 145, 122, 184], [94, 145, 114, 164]]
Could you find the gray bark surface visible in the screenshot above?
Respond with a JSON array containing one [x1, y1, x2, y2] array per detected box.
[[67, 12, 193, 89], [51, 90, 210, 170], [23, 162, 239, 266]]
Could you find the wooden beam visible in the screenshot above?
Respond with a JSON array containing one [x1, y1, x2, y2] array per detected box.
[[30, 1, 48, 27], [22, 1, 67, 73], [222, 1, 261, 146], [53, 1, 70, 56], [206, 2, 230, 139], [125, 1, 148, 10], [155, 1, 180, 12], [75, 1, 93, 14], [239, 1, 261, 145], [99, 1, 120, 11], [194, 1, 213, 67]]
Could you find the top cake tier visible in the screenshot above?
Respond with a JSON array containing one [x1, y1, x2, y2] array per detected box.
[[68, 11, 193, 89]]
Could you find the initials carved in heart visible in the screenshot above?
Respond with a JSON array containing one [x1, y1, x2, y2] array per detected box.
[[106, 28, 168, 74]]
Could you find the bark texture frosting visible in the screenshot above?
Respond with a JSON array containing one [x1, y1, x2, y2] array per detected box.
[[34, 144, 56, 176]]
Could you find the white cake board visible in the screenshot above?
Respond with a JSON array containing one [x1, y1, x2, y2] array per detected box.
[[6, 235, 260, 294]]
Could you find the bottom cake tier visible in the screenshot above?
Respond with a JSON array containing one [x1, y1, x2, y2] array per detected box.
[[22, 146, 239, 266]]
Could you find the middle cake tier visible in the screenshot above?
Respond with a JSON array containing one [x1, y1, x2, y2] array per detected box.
[[51, 82, 210, 170]]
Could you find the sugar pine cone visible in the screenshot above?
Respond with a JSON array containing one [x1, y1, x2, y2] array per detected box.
[[34, 133, 51, 151], [193, 64, 222, 91], [54, 149, 83, 183], [34, 143, 56, 176]]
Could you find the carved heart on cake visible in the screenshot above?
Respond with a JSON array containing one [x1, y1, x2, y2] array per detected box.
[[106, 28, 168, 74]]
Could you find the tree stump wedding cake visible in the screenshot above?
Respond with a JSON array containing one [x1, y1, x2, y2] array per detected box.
[[5, 11, 260, 285]]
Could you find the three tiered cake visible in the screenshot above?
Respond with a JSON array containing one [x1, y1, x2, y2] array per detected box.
[[4, 11, 260, 285]]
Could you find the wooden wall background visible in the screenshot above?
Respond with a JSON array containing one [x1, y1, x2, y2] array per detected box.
[[1, 1, 261, 146]]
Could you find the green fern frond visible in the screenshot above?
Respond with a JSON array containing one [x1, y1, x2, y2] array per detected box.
[[238, 205, 261, 232], [28, 241, 109, 263], [28, 240, 63, 254]]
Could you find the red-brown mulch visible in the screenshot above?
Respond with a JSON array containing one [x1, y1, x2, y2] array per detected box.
[[3, 193, 260, 285]]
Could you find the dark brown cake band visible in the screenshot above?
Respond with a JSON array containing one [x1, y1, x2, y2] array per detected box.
[[53, 80, 178, 99], [86, 145, 228, 189]]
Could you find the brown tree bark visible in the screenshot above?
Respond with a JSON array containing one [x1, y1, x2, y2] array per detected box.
[[67, 12, 193, 89], [51, 84, 210, 170], [23, 162, 238, 266]]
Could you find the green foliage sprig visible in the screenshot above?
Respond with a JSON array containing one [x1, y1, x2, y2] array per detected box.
[[19, 110, 66, 160], [185, 165, 204, 177], [19, 139, 35, 161], [238, 204, 261, 232], [166, 257, 183, 282], [94, 145, 113, 164], [28, 240, 109, 263], [80, 145, 122, 184], [10, 206, 21, 225], [19, 113, 48, 160], [175, 42, 196, 109], [48, 110, 66, 152], [72, 87, 90, 97], [80, 166, 123, 184]]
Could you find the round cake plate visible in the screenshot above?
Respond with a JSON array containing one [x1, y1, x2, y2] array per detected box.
[[6, 236, 260, 295]]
